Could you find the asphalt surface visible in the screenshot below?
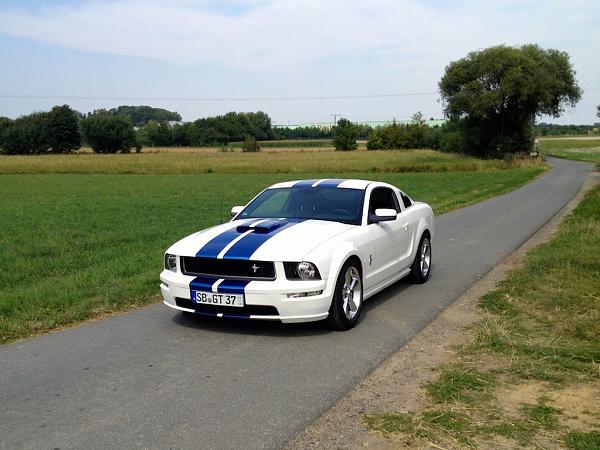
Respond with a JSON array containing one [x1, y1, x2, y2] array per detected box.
[[1, 157, 593, 450]]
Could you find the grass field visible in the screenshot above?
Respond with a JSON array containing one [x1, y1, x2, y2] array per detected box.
[[539, 138, 600, 164], [366, 185, 600, 448], [0, 161, 545, 343], [0, 149, 539, 175]]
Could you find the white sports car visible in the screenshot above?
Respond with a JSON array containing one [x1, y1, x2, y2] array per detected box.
[[160, 179, 434, 330]]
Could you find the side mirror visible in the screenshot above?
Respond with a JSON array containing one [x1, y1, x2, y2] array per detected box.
[[369, 208, 397, 223], [230, 206, 244, 218]]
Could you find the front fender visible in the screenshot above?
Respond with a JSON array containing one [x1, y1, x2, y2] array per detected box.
[[412, 208, 434, 256]]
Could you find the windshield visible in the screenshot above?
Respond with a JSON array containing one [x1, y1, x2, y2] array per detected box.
[[238, 186, 365, 225]]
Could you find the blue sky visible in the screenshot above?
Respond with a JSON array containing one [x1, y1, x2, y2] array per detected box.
[[0, 0, 598, 124]]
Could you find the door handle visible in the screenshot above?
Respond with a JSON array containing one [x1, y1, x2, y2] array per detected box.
[[402, 223, 409, 230]]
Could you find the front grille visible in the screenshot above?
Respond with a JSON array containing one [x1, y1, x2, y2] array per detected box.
[[181, 256, 276, 280], [175, 297, 279, 317]]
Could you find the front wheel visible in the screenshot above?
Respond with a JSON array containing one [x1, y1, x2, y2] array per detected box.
[[327, 261, 363, 330], [408, 233, 432, 283]]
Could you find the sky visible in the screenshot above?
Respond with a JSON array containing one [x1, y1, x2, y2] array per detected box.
[[0, 0, 599, 125]]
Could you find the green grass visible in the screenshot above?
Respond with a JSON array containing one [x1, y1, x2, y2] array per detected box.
[[565, 431, 600, 450], [425, 366, 496, 404], [0, 166, 544, 344], [539, 138, 600, 164], [520, 400, 561, 430], [365, 186, 600, 448], [0, 149, 539, 175]]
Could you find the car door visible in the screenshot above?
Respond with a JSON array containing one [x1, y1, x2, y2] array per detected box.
[[394, 190, 419, 270], [363, 187, 405, 289]]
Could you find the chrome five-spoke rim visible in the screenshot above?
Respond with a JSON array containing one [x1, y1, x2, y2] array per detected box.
[[420, 237, 431, 276], [342, 266, 362, 320]]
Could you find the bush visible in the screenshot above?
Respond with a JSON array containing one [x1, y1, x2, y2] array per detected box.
[[241, 135, 260, 152], [81, 112, 138, 154], [440, 130, 464, 153], [366, 120, 443, 151], [333, 118, 358, 151]]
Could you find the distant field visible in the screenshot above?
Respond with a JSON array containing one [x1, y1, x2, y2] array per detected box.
[[539, 138, 600, 164], [0, 149, 540, 175], [0, 166, 545, 343]]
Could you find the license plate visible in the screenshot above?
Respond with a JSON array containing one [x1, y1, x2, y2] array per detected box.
[[191, 290, 244, 308]]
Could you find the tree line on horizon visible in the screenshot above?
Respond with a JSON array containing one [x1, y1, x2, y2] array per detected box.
[[0, 44, 596, 156]]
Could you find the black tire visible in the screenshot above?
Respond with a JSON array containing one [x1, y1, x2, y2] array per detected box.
[[408, 232, 432, 284], [327, 260, 363, 330]]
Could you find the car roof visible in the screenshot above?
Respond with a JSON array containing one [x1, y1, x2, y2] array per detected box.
[[268, 179, 381, 190]]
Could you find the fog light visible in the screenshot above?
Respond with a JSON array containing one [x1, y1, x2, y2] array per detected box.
[[287, 290, 323, 298]]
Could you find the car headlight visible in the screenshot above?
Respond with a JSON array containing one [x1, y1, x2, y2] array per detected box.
[[284, 262, 321, 280], [164, 253, 177, 272]]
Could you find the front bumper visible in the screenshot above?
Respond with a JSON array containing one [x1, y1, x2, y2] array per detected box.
[[160, 267, 334, 323]]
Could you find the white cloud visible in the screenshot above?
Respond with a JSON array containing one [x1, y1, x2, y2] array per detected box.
[[0, 0, 595, 73]]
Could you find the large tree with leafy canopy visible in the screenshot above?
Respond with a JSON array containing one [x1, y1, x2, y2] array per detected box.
[[439, 44, 582, 158]]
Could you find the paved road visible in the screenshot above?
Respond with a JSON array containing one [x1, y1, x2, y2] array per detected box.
[[1, 158, 592, 450]]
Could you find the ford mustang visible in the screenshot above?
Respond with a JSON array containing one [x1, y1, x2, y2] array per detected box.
[[160, 179, 434, 330]]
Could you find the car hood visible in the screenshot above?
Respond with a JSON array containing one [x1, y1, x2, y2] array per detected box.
[[168, 218, 355, 261]]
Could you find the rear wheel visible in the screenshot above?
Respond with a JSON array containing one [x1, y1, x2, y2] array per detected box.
[[408, 233, 432, 283], [327, 261, 363, 330]]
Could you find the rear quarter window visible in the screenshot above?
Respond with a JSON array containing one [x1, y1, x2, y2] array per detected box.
[[400, 192, 413, 208]]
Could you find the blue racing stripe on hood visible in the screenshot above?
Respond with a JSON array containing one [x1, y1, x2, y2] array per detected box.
[[196, 219, 260, 258], [222, 219, 302, 260]]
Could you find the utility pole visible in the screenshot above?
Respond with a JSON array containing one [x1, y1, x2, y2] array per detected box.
[[329, 113, 341, 125]]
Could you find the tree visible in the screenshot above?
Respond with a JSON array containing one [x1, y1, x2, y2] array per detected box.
[[47, 105, 81, 153], [439, 44, 582, 158], [0, 116, 12, 152], [241, 135, 260, 152], [81, 112, 138, 153], [171, 123, 189, 146], [333, 118, 358, 151], [2, 112, 50, 154], [106, 105, 181, 127], [138, 120, 173, 147]]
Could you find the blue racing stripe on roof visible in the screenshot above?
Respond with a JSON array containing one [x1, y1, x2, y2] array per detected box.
[[293, 179, 320, 188], [222, 219, 301, 260], [196, 219, 260, 258], [317, 179, 345, 188]]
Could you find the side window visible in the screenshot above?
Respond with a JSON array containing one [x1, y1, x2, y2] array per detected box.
[[368, 187, 399, 214], [400, 192, 413, 209]]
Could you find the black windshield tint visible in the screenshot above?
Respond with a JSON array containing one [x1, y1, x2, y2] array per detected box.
[[238, 187, 365, 225]]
